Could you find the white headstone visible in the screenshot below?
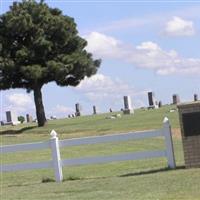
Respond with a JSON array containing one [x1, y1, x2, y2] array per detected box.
[[6, 111, 20, 125]]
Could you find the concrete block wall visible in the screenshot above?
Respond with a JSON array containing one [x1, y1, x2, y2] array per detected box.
[[177, 101, 200, 168]]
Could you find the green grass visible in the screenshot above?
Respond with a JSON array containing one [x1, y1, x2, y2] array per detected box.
[[1, 105, 200, 200], [1, 105, 179, 144]]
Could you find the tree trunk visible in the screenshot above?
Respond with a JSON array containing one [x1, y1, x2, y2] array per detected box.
[[33, 86, 47, 127]]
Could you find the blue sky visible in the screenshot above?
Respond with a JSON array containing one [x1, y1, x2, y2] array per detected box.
[[1, 0, 200, 120]]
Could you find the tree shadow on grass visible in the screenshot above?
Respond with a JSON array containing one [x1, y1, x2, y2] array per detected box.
[[0, 126, 37, 135], [119, 165, 185, 178]]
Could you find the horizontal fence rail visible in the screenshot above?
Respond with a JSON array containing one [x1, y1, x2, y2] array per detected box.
[[59, 129, 163, 147], [0, 140, 50, 154], [0, 117, 176, 182], [2, 161, 53, 172], [61, 150, 166, 167]]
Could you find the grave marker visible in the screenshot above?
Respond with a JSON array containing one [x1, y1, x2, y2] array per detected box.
[[148, 92, 158, 109], [194, 94, 198, 101], [158, 101, 162, 108], [5, 111, 20, 125], [172, 94, 180, 104], [123, 96, 134, 114], [26, 114, 33, 123], [75, 103, 81, 116], [93, 106, 97, 115]]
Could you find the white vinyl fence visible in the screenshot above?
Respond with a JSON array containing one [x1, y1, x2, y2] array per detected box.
[[0, 117, 176, 182]]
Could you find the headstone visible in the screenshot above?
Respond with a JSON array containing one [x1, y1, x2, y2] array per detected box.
[[93, 106, 97, 115], [194, 94, 198, 101], [6, 111, 12, 122], [50, 116, 57, 120], [148, 92, 155, 107], [26, 114, 33, 123], [172, 94, 180, 104], [158, 101, 162, 108], [177, 101, 200, 168], [6, 111, 20, 125], [75, 103, 81, 116], [123, 96, 134, 114], [148, 92, 158, 109]]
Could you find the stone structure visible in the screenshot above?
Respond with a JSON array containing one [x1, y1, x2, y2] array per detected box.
[[6, 111, 20, 125], [158, 101, 162, 108], [123, 96, 134, 114], [177, 101, 200, 168], [172, 94, 180, 104], [75, 103, 81, 116], [194, 94, 198, 101], [147, 92, 158, 109], [6, 111, 12, 122], [93, 106, 97, 115], [26, 114, 33, 123]]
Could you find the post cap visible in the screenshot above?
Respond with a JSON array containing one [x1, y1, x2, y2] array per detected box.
[[50, 130, 57, 138], [163, 117, 169, 123]]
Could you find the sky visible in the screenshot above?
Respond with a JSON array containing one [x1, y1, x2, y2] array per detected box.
[[1, 0, 200, 120]]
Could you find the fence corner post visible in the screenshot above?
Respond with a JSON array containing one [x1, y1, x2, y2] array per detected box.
[[50, 130, 63, 182], [163, 117, 176, 169]]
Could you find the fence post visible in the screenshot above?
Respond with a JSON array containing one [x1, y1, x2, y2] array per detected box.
[[163, 117, 176, 169], [50, 130, 63, 182]]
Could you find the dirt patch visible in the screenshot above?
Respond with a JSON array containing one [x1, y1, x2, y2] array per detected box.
[[172, 128, 181, 139]]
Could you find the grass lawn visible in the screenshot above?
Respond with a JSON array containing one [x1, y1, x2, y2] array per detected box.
[[1, 105, 200, 200]]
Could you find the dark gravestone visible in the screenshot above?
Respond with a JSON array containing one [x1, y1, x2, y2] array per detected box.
[[148, 92, 155, 107], [182, 112, 200, 137], [158, 101, 162, 108], [75, 103, 81, 116], [172, 94, 180, 104], [93, 106, 97, 115], [194, 94, 198, 101], [123, 96, 134, 114]]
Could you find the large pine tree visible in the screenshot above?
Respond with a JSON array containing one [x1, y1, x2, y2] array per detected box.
[[0, 0, 101, 126]]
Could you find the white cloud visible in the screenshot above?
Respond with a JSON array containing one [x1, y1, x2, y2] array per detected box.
[[53, 104, 74, 114], [84, 32, 200, 76], [5, 93, 34, 114], [82, 5, 200, 35], [76, 74, 148, 110], [84, 32, 123, 59], [136, 42, 161, 51], [164, 16, 195, 36], [48, 104, 74, 118], [7, 93, 33, 107]]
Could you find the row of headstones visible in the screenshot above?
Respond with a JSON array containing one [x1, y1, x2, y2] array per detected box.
[[73, 92, 199, 117], [172, 93, 198, 104], [73, 98, 134, 117], [72, 95, 136, 117], [148, 92, 198, 108], [2, 93, 199, 124], [1, 111, 33, 126]]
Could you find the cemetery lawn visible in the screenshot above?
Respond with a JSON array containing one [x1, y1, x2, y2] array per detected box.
[[1, 105, 200, 200]]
